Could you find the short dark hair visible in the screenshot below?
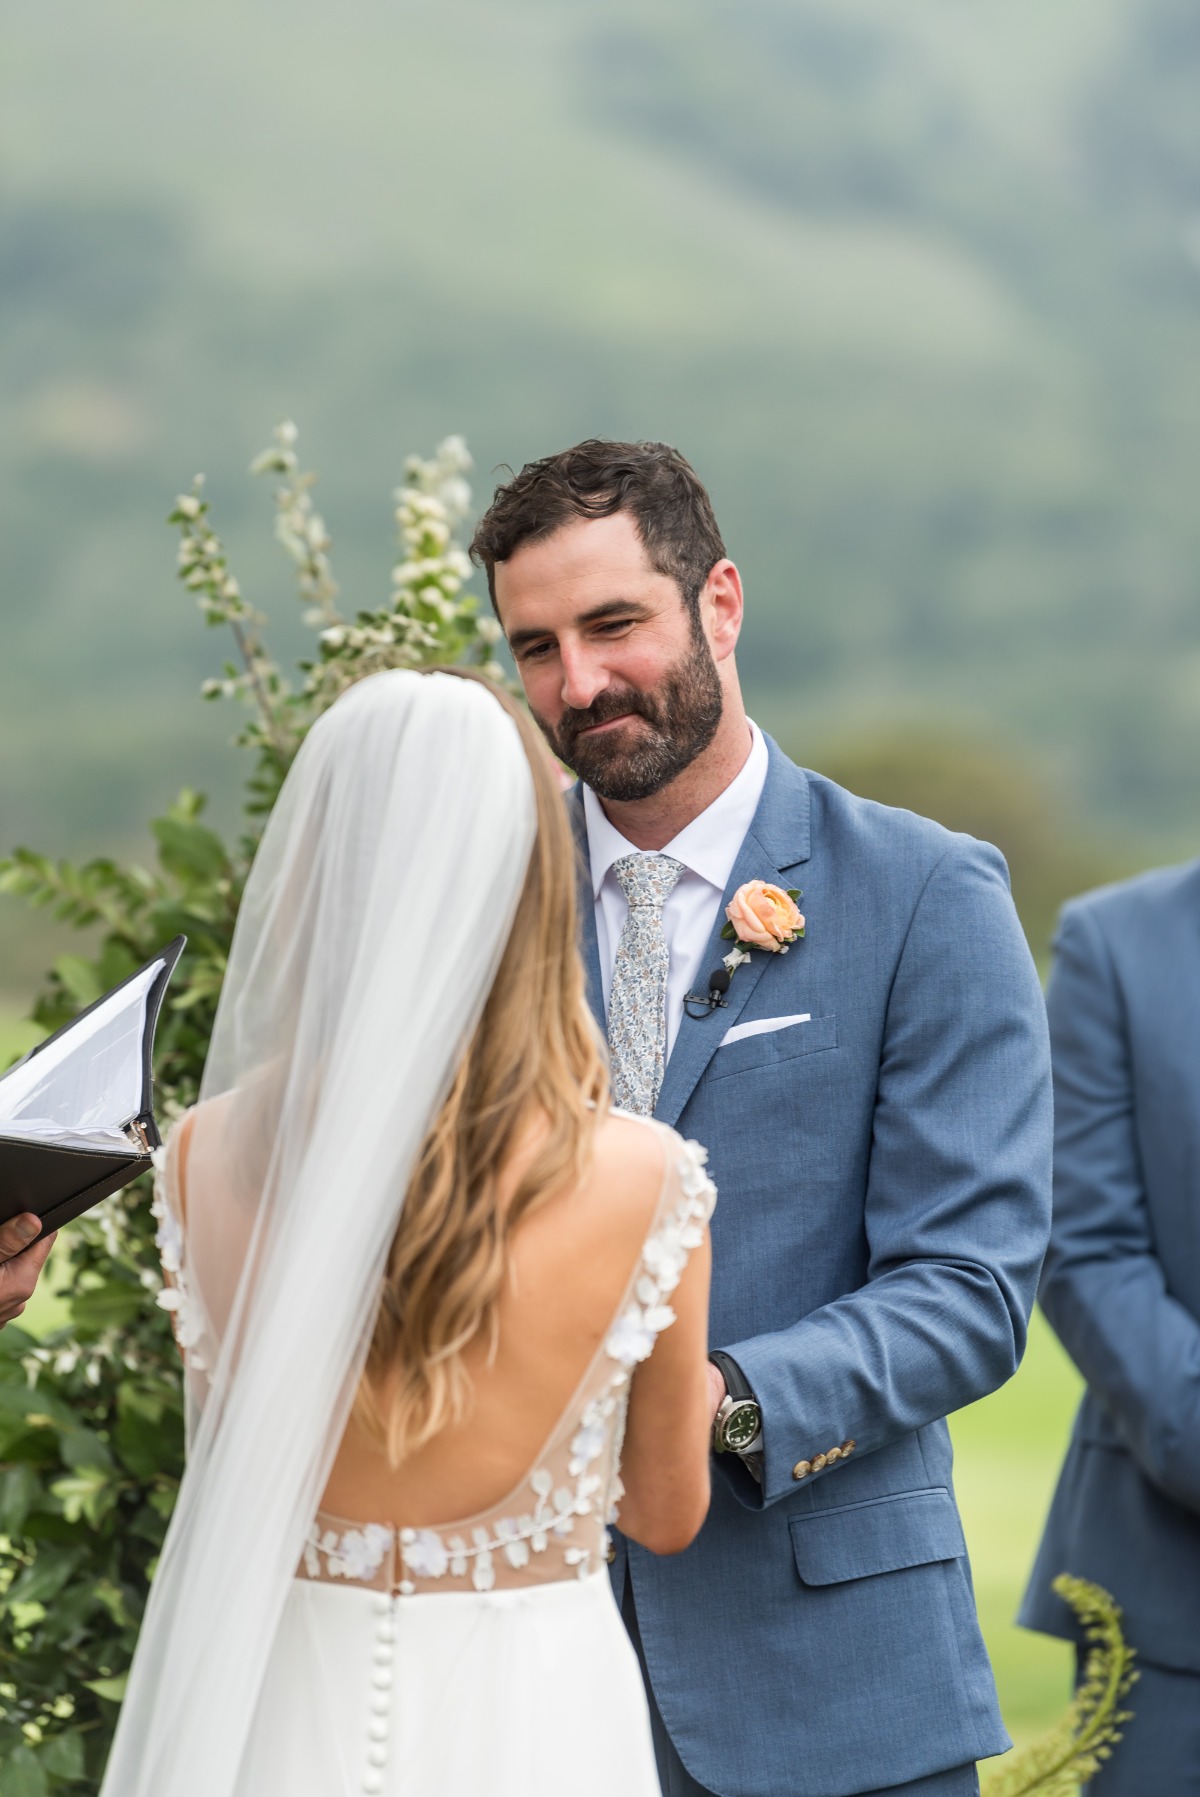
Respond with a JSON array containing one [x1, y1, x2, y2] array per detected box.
[[470, 439, 727, 617]]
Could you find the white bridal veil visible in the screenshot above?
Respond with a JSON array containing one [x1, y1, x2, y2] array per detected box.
[[99, 670, 537, 1797]]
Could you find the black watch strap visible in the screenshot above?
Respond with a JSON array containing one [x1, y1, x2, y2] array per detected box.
[[708, 1350, 755, 1405]]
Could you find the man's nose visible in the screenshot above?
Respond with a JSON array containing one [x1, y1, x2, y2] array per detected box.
[[559, 643, 607, 713]]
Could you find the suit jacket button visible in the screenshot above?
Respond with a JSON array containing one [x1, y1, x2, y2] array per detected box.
[[811, 1453, 828, 1472], [792, 1460, 811, 1481], [825, 1446, 842, 1464], [841, 1440, 856, 1456], [605, 1538, 616, 1565]]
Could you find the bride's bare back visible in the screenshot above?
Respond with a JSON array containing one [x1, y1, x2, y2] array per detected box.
[[324, 1111, 708, 1528], [163, 1106, 713, 1588]]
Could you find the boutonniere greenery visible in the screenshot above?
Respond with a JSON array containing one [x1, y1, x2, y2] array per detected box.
[[721, 880, 804, 978]]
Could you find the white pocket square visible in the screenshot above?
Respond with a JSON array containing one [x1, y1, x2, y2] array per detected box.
[[720, 1013, 811, 1048]]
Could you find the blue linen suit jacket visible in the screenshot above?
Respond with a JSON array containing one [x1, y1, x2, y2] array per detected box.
[[1020, 860, 1200, 1675], [573, 737, 1053, 1797]]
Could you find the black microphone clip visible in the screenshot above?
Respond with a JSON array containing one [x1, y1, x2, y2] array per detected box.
[[683, 965, 732, 1020]]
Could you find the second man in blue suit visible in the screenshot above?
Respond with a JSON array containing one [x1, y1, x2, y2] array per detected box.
[[473, 439, 1054, 1797], [1021, 863, 1200, 1793]]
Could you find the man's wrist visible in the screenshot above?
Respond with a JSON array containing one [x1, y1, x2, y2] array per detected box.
[[708, 1351, 764, 1456]]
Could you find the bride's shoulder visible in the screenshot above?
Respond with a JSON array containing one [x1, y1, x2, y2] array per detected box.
[[589, 1114, 707, 1214], [595, 1114, 717, 1225], [585, 1112, 677, 1215]]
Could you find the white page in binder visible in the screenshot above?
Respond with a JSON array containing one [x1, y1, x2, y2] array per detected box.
[[0, 958, 163, 1153]]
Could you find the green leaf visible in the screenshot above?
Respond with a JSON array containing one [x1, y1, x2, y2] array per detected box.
[[146, 1483, 179, 1520], [51, 955, 105, 1009], [91, 1578, 137, 1629], [0, 1463, 40, 1532], [0, 1323, 38, 1357], [0, 1383, 78, 1433], [151, 815, 230, 886], [1, 1743, 49, 1797], [69, 1282, 146, 1334], [40, 1729, 85, 1781], [719, 922, 735, 940], [82, 1675, 127, 1705], [115, 1394, 181, 1481], [59, 1427, 114, 1473], [95, 940, 142, 989], [116, 1383, 165, 1427], [2, 1547, 85, 1609], [49, 1464, 116, 1527]]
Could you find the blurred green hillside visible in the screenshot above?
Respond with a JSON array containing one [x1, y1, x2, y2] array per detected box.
[[3, 0, 1200, 983]]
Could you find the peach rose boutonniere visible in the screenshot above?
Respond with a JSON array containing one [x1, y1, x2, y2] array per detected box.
[[721, 880, 804, 978]]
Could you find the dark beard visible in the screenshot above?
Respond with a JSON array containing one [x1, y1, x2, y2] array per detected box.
[[541, 628, 724, 802]]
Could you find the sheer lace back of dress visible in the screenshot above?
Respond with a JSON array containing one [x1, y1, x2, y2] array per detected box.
[[156, 1118, 715, 1598]]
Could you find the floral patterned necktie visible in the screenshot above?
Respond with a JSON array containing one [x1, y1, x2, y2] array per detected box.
[[607, 853, 686, 1117]]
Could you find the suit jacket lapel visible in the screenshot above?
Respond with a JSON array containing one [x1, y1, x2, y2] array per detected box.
[[655, 740, 812, 1129]]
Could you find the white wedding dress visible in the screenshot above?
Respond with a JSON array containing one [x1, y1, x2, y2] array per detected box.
[[95, 671, 713, 1797], [158, 1114, 715, 1797]]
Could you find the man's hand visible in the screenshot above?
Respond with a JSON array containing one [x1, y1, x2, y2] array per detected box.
[[0, 1214, 56, 1326], [707, 1359, 726, 1423]]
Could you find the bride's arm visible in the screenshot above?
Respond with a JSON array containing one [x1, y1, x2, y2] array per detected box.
[[618, 1224, 712, 1556]]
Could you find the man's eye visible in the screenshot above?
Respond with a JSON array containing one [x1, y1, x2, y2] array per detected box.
[[519, 642, 552, 661], [596, 619, 634, 635]]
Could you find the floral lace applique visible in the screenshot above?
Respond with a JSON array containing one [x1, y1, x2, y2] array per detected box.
[[304, 1520, 395, 1584], [151, 1144, 212, 1375]]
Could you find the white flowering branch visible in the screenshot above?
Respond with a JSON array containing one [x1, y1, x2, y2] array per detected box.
[[249, 420, 341, 630], [304, 431, 506, 704], [168, 423, 511, 815], [168, 481, 295, 767]]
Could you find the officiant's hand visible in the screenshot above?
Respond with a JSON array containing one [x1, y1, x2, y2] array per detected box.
[[0, 1215, 56, 1325]]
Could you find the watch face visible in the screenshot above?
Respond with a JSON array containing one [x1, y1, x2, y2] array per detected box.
[[722, 1400, 761, 1453]]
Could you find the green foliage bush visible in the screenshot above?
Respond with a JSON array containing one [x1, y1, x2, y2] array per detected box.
[[0, 425, 500, 1792]]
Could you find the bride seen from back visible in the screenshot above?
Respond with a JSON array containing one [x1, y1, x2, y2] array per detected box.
[[101, 667, 714, 1797]]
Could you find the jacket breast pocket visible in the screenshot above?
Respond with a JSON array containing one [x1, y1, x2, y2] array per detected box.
[[707, 1012, 837, 1082], [789, 1486, 965, 1585]]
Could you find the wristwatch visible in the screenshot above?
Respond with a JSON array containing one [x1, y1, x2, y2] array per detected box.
[[709, 1351, 763, 1456]]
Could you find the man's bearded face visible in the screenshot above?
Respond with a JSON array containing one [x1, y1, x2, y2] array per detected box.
[[540, 619, 723, 802]]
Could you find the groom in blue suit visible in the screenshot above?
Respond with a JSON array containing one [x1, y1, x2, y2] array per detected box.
[[474, 440, 1053, 1797]]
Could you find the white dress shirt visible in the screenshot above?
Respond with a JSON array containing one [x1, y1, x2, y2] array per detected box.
[[583, 722, 770, 1058]]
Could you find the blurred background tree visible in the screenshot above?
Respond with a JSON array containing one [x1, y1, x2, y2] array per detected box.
[[1, 0, 1198, 988], [807, 729, 1119, 966]]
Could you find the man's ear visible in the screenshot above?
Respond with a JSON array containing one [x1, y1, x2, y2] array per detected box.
[[702, 560, 743, 663]]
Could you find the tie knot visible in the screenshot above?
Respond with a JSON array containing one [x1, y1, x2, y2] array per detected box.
[[612, 853, 685, 911]]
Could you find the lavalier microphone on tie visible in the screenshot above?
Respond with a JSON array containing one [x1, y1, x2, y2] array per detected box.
[[683, 966, 731, 1020]]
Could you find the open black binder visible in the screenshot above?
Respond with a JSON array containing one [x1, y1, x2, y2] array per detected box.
[[0, 936, 186, 1240]]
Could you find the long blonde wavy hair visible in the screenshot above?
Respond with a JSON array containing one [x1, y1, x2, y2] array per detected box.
[[354, 670, 608, 1466]]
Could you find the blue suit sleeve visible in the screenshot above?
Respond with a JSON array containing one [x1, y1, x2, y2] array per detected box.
[[721, 839, 1053, 1510], [1036, 901, 1200, 1513]]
